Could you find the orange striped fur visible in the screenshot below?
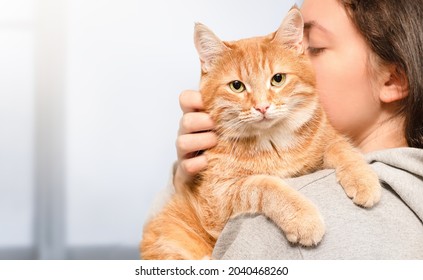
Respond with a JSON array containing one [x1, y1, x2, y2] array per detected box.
[[140, 7, 381, 260]]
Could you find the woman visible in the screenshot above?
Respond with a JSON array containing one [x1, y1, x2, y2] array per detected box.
[[172, 0, 423, 259]]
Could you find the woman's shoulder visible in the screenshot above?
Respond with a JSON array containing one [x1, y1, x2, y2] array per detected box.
[[288, 147, 423, 220], [365, 147, 423, 223], [288, 147, 423, 189]]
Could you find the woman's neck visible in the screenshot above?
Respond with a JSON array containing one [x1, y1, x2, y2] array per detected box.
[[354, 116, 408, 153]]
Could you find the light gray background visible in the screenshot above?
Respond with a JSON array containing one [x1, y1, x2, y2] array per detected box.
[[0, 0, 300, 259]]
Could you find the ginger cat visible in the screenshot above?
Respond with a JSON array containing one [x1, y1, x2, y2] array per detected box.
[[140, 7, 381, 260]]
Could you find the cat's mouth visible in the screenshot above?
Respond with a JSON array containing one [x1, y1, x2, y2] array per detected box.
[[258, 116, 272, 123], [260, 114, 272, 120], [251, 115, 278, 129]]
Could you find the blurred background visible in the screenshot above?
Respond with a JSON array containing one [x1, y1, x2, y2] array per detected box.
[[0, 0, 299, 259]]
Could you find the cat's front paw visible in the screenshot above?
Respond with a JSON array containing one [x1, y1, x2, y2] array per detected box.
[[283, 205, 325, 247], [340, 168, 382, 208]]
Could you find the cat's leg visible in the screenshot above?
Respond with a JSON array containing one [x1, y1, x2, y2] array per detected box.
[[228, 175, 325, 246], [140, 198, 214, 260], [323, 137, 382, 207]]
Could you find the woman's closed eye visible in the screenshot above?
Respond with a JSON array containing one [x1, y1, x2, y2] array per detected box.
[[307, 46, 326, 56]]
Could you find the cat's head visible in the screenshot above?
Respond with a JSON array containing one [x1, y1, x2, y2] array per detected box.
[[194, 7, 318, 141]]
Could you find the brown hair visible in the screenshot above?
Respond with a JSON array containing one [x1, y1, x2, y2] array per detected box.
[[340, 0, 423, 148]]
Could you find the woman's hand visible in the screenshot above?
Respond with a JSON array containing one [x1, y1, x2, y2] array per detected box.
[[174, 90, 217, 191]]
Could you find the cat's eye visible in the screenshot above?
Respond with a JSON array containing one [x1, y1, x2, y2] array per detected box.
[[229, 80, 246, 93], [271, 73, 286, 87]]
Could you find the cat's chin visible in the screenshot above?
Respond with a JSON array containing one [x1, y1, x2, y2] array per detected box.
[[250, 117, 280, 130], [231, 119, 282, 139], [222, 126, 276, 140]]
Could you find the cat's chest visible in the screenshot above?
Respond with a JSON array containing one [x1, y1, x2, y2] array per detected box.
[[205, 147, 301, 179]]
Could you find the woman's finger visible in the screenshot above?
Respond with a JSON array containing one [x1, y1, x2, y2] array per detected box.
[[179, 155, 208, 177], [179, 112, 215, 135], [173, 155, 208, 192], [176, 132, 217, 160], [179, 90, 204, 113]]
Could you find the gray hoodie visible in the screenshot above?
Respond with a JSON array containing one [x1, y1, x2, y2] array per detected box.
[[212, 148, 423, 259]]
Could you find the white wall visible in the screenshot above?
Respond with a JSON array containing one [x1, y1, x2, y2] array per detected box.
[[0, 0, 35, 248], [0, 0, 301, 258]]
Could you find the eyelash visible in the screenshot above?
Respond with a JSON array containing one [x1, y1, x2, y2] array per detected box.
[[307, 47, 325, 55]]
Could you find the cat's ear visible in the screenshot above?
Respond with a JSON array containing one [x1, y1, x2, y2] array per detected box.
[[272, 5, 304, 54], [194, 23, 228, 73]]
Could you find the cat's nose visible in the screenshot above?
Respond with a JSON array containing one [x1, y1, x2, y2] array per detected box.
[[254, 104, 270, 114]]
